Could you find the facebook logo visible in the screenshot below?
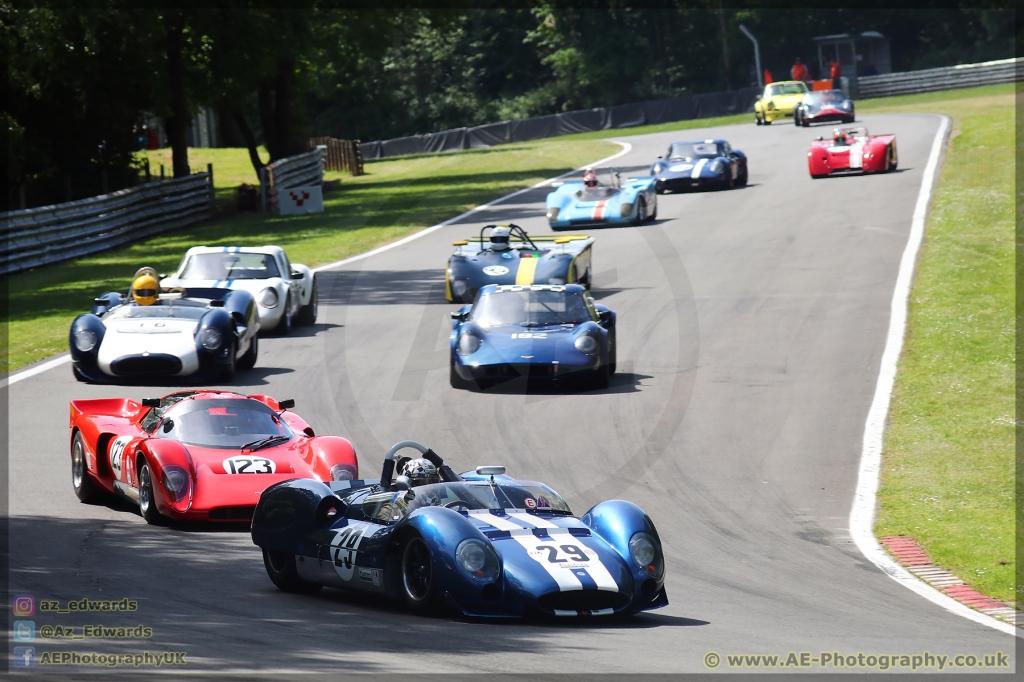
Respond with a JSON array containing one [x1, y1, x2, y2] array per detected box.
[[13, 620, 35, 642], [13, 646, 35, 668]]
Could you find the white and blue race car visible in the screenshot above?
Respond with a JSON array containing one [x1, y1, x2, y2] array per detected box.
[[161, 246, 316, 334]]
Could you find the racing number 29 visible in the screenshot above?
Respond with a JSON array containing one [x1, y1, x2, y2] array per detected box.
[[538, 545, 588, 563]]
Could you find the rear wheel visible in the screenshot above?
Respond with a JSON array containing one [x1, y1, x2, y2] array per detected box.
[[238, 335, 258, 371], [297, 279, 318, 325], [71, 432, 105, 503], [138, 458, 164, 525], [262, 548, 323, 594], [401, 536, 440, 614]]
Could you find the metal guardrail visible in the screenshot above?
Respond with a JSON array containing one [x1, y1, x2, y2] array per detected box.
[[260, 147, 325, 212], [856, 57, 1022, 99], [1, 174, 212, 277]]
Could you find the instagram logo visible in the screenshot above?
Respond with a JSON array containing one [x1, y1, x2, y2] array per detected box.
[[12, 594, 35, 617]]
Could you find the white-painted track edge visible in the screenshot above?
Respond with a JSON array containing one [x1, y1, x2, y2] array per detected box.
[[847, 114, 1018, 637], [0, 142, 631, 389]]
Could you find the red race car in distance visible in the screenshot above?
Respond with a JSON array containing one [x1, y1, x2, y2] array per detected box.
[[69, 391, 358, 524], [808, 127, 897, 179]]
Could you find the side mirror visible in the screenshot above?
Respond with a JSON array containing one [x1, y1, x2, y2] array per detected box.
[[291, 270, 305, 279], [657, 156, 662, 159], [94, 298, 110, 306], [141, 398, 161, 408], [450, 310, 468, 321], [161, 419, 174, 433], [278, 398, 295, 410], [598, 310, 613, 326], [475, 466, 505, 476]]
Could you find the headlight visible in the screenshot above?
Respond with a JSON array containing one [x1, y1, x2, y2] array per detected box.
[[653, 164, 664, 174], [457, 332, 482, 356], [620, 202, 633, 218], [258, 287, 279, 308], [839, 101, 851, 111], [455, 539, 500, 582], [199, 327, 222, 350], [452, 279, 468, 297], [547, 277, 565, 285], [74, 329, 97, 352], [710, 159, 726, 173], [574, 333, 599, 355], [629, 531, 664, 579], [330, 464, 355, 481], [162, 466, 190, 502]]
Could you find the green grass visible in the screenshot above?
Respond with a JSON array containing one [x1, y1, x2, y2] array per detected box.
[[872, 85, 1016, 603], [3, 138, 616, 372]]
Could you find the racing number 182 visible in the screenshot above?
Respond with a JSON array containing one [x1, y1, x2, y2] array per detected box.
[[538, 545, 588, 563]]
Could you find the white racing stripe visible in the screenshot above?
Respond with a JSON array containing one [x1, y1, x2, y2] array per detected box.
[[849, 141, 864, 169], [690, 159, 708, 179], [507, 512, 558, 528], [467, 510, 524, 532], [511, 535, 583, 592]]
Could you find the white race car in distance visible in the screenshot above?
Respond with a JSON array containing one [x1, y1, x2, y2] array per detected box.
[[162, 246, 317, 334]]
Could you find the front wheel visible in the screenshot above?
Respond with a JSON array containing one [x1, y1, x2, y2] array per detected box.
[[297, 279, 318, 325], [138, 458, 164, 525], [222, 342, 237, 381], [401, 536, 440, 614], [72, 364, 88, 382], [71, 432, 105, 503], [262, 549, 323, 594], [238, 334, 258, 371], [450, 363, 470, 390], [755, 112, 763, 126], [632, 197, 647, 226], [277, 296, 293, 336], [736, 164, 749, 187], [647, 196, 657, 221], [887, 142, 898, 171]]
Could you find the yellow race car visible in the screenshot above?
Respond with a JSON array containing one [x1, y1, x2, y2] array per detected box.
[[754, 81, 810, 125]]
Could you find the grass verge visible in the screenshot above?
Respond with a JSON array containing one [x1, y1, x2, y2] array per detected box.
[[872, 83, 1015, 603], [4, 138, 616, 372]]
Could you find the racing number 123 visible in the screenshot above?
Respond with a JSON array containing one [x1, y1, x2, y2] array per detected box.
[[538, 545, 588, 563]]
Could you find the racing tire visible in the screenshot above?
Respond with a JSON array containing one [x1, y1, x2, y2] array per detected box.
[[297, 279, 318, 326], [722, 171, 735, 191], [632, 197, 647, 226], [71, 432, 105, 504], [887, 143, 898, 172], [648, 198, 657, 221], [238, 335, 258, 371], [72, 364, 88, 382], [137, 458, 165, 525], [262, 548, 323, 594], [755, 113, 762, 126], [449, 363, 471, 390], [607, 334, 617, 377], [736, 165, 749, 187], [401, 535, 440, 614], [589, 363, 610, 390], [278, 296, 293, 336]]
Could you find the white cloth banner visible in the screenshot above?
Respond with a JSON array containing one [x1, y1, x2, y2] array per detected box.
[[278, 186, 324, 215]]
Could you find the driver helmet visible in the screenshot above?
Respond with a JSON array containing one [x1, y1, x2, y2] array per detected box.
[[130, 267, 160, 306], [832, 129, 848, 146], [489, 226, 512, 251], [583, 168, 598, 187], [403, 458, 440, 486]]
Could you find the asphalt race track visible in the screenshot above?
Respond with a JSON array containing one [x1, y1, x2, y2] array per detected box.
[[6, 114, 1016, 676]]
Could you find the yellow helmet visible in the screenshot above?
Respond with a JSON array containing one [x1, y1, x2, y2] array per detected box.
[[130, 267, 161, 305]]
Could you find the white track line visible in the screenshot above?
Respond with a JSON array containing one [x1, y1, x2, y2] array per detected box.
[[849, 115, 1018, 637], [0, 142, 632, 389]]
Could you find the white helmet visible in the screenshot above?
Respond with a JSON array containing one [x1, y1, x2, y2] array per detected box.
[[402, 458, 440, 486], [489, 226, 511, 251]]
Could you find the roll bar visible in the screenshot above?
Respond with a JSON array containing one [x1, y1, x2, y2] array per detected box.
[[379, 440, 461, 491]]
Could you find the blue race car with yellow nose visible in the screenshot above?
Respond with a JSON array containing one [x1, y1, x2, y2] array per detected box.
[[449, 283, 616, 389], [446, 224, 594, 303], [251, 440, 668, 618], [649, 139, 748, 193]]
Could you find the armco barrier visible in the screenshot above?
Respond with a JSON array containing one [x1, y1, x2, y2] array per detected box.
[[360, 87, 762, 160], [856, 57, 1021, 99], [260, 147, 325, 212], [1, 174, 212, 277]]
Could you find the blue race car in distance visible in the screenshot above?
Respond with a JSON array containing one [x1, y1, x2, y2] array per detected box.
[[450, 284, 616, 390], [649, 139, 748, 193], [446, 224, 594, 304], [546, 168, 657, 229], [251, 440, 669, 619]]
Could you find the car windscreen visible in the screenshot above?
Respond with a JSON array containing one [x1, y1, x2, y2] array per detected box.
[[576, 186, 620, 202], [180, 252, 281, 280], [395, 481, 572, 515], [805, 90, 845, 105], [769, 83, 807, 96], [104, 304, 207, 321], [668, 142, 720, 160], [470, 290, 593, 327], [155, 398, 293, 449]]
